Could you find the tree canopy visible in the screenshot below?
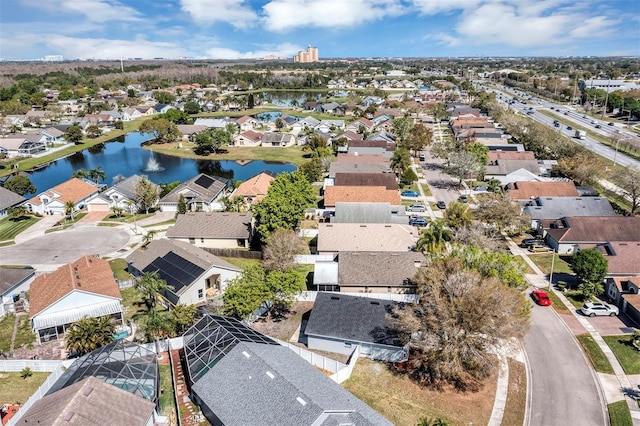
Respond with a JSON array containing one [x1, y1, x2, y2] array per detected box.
[[65, 316, 115, 357], [135, 176, 161, 214], [139, 118, 181, 143], [263, 228, 309, 272], [194, 127, 232, 155], [4, 175, 36, 196], [571, 249, 608, 299], [64, 125, 84, 144]]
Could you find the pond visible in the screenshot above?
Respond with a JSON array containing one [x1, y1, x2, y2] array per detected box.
[[25, 132, 297, 197]]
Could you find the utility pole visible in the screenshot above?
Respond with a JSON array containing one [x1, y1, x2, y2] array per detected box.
[[601, 78, 610, 119]]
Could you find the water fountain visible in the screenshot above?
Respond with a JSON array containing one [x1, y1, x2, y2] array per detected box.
[[143, 153, 164, 172]]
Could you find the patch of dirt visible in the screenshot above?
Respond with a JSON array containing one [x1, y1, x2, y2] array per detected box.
[[9, 340, 64, 360], [251, 301, 313, 341], [502, 358, 527, 426]]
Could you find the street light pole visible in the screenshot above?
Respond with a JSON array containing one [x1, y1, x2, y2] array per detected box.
[[549, 249, 556, 290]]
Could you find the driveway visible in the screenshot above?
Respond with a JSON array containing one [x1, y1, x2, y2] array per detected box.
[[0, 225, 131, 266], [579, 311, 638, 336], [525, 302, 607, 426]]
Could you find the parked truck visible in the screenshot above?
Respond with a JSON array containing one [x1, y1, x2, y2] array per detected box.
[[575, 129, 586, 140]]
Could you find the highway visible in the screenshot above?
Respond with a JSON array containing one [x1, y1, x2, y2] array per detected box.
[[482, 83, 640, 169]]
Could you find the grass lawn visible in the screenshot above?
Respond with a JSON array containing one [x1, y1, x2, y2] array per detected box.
[[109, 258, 133, 281], [502, 359, 527, 426], [100, 212, 155, 223], [603, 335, 640, 374], [0, 315, 15, 352], [0, 372, 50, 404], [12, 315, 35, 349], [528, 254, 573, 275], [120, 288, 144, 322], [158, 363, 177, 418], [576, 334, 615, 374], [545, 290, 571, 314], [342, 358, 496, 426], [608, 400, 633, 426], [0, 216, 40, 241], [220, 256, 262, 270]]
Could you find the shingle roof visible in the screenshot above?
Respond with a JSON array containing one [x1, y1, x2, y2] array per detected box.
[[488, 151, 536, 161], [524, 197, 615, 220], [317, 223, 418, 253], [334, 172, 398, 190], [505, 181, 579, 199], [233, 171, 275, 202], [329, 162, 392, 177], [29, 256, 121, 317], [546, 216, 640, 243], [333, 202, 408, 224], [159, 173, 227, 205], [0, 186, 26, 211], [485, 159, 541, 176], [166, 212, 253, 239], [28, 178, 99, 206], [324, 185, 401, 207], [338, 252, 424, 287], [600, 242, 640, 275], [18, 376, 155, 426], [192, 341, 392, 426], [0, 267, 35, 295], [305, 292, 406, 348], [335, 154, 390, 164]]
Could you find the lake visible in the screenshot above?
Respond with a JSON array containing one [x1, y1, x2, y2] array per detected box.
[[25, 132, 297, 196]]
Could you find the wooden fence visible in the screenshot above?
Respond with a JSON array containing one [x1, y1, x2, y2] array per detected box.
[[201, 248, 262, 260]]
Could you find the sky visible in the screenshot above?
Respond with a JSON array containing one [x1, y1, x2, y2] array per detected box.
[[1, 0, 639, 61]]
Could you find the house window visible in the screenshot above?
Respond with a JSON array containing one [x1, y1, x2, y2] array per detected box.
[[198, 289, 204, 298], [189, 238, 195, 244], [237, 239, 245, 247], [344, 342, 352, 348], [200, 238, 204, 243], [387, 286, 392, 293]]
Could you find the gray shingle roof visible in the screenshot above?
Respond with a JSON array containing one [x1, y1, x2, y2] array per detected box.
[[329, 162, 393, 178], [159, 173, 228, 205], [0, 267, 35, 295], [333, 202, 408, 224], [305, 292, 406, 348], [318, 223, 418, 253], [524, 197, 615, 220], [166, 212, 252, 239], [334, 172, 398, 190], [0, 186, 26, 211], [192, 341, 392, 426], [338, 251, 424, 287]]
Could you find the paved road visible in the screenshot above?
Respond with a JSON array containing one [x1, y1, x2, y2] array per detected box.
[[0, 225, 131, 266], [525, 301, 607, 426]]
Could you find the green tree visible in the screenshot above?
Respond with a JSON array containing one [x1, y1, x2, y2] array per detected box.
[[447, 151, 484, 186], [139, 309, 176, 341], [171, 304, 198, 335], [615, 166, 640, 215], [72, 168, 90, 180], [392, 117, 413, 143], [275, 117, 285, 130], [253, 171, 316, 243], [154, 91, 176, 104], [20, 367, 33, 379], [444, 201, 473, 229], [465, 142, 489, 165], [389, 258, 529, 391], [85, 125, 102, 138], [135, 176, 160, 214], [65, 316, 115, 357], [402, 124, 433, 154], [177, 194, 187, 214], [299, 158, 324, 183], [183, 101, 201, 114], [417, 417, 450, 426], [474, 193, 530, 235], [88, 167, 106, 184], [135, 271, 174, 311], [162, 109, 190, 124], [453, 246, 527, 289], [4, 175, 36, 196], [114, 120, 124, 130], [265, 268, 306, 309], [64, 200, 76, 220], [401, 167, 418, 186], [416, 220, 452, 253], [194, 128, 231, 155], [139, 118, 181, 143], [391, 148, 411, 174], [572, 249, 608, 299], [222, 265, 271, 319], [65, 125, 84, 144]]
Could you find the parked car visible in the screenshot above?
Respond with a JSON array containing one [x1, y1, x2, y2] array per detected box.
[[419, 154, 426, 161], [608, 122, 615, 126], [528, 245, 552, 253], [580, 302, 619, 317], [401, 190, 419, 197], [520, 238, 544, 248], [531, 289, 552, 306], [409, 216, 428, 227], [458, 195, 468, 203], [436, 200, 447, 209], [407, 204, 426, 212], [567, 126, 573, 131]]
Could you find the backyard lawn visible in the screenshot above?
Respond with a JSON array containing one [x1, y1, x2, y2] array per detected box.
[[0, 314, 36, 352], [0, 372, 50, 404], [603, 335, 640, 374], [109, 258, 133, 281], [0, 216, 39, 242], [158, 363, 177, 418], [528, 253, 573, 275]]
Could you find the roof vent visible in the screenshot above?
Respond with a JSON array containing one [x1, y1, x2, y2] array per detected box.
[[330, 296, 340, 300], [82, 386, 94, 397], [266, 371, 275, 379], [296, 397, 307, 406], [370, 301, 380, 305], [242, 351, 250, 359], [63, 411, 75, 422]]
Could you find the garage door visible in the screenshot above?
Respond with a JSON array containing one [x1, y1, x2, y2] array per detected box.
[[88, 203, 110, 212]]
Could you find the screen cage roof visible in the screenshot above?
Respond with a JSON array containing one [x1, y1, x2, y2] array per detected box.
[[183, 315, 279, 385], [46, 339, 159, 405]]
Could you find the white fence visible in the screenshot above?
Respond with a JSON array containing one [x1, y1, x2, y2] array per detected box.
[[6, 364, 66, 426], [294, 254, 334, 264], [297, 229, 319, 238], [295, 291, 418, 303], [0, 359, 63, 372], [332, 345, 360, 384]]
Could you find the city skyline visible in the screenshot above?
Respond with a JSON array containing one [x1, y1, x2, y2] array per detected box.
[[0, 0, 639, 61]]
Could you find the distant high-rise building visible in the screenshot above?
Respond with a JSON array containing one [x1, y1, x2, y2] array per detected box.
[[293, 45, 319, 63], [44, 55, 63, 62]]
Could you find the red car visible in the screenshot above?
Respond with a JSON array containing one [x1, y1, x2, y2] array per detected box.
[[531, 289, 552, 306]]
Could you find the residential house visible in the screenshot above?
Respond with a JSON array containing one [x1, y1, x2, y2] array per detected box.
[[166, 212, 253, 249], [485, 157, 541, 177], [291, 116, 321, 134], [332, 172, 398, 190], [159, 173, 229, 212], [334, 130, 363, 142], [315, 102, 345, 115], [332, 202, 409, 225], [24, 110, 52, 125], [347, 139, 395, 157], [524, 196, 615, 229], [313, 251, 423, 294], [17, 376, 157, 426], [233, 130, 264, 147], [236, 115, 259, 131], [29, 256, 123, 344], [335, 153, 390, 165], [328, 162, 392, 178], [152, 103, 174, 114], [604, 277, 640, 325], [86, 174, 160, 213], [324, 186, 401, 209], [185, 315, 392, 426], [316, 119, 346, 133], [26, 177, 100, 215], [0, 137, 46, 157], [84, 114, 115, 127], [39, 127, 66, 144], [0, 186, 26, 219], [543, 216, 640, 255], [176, 124, 208, 142], [127, 239, 242, 304], [122, 107, 143, 121], [193, 118, 228, 129], [261, 132, 296, 147], [0, 267, 35, 317], [317, 223, 418, 257], [232, 171, 275, 205], [345, 117, 374, 133], [305, 292, 409, 362], [505, 181, 579, 200]]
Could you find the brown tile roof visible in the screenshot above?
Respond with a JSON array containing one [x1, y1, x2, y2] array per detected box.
[[28, 178, 99, 206], [29, 256, 121, 317], [547, 216, 640, 243], [324, 185, 401, 207], [505, 181, 579, 199], [334, 172, 398, 190], [335, 154, 390, 164], [338, 131, 363, 141], [236, 115, 255, 125], [338, 251, 425, 287], [234, 172, 274, 203], [352, 118, 373, 128], [317, 223, 418, 253], [238, 130, 264, 142], [599, 242, 640, 275], [488, 151, 536, 162], [348, 140, 390, 149]]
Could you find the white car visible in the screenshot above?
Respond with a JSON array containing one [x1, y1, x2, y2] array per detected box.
[[580, 302, 619, 317]]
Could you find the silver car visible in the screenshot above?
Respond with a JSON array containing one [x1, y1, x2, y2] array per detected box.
[[407, 204, 426, 212], [580, 302, 619, 317]]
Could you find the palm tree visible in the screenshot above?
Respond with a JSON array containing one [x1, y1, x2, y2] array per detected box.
[[71, 168, 90, 180], [89, 167, 106, 184], [65, 316, 115, 357], [125, 200, 138, 233], [417, 220, 452, 253], [64, 200, 76, 221], [142, 230, 156, 247], [134, 271, 174, 312]]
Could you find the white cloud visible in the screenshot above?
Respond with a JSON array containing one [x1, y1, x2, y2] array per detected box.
[[42, 35, 193, 59], [179, 0, 258, 28], [262, 0, 405, 32], [410, 0, 477, 15], [569, 16, 618, 39], [22, 0, 143, 22], [205, 43, 302, 59]]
